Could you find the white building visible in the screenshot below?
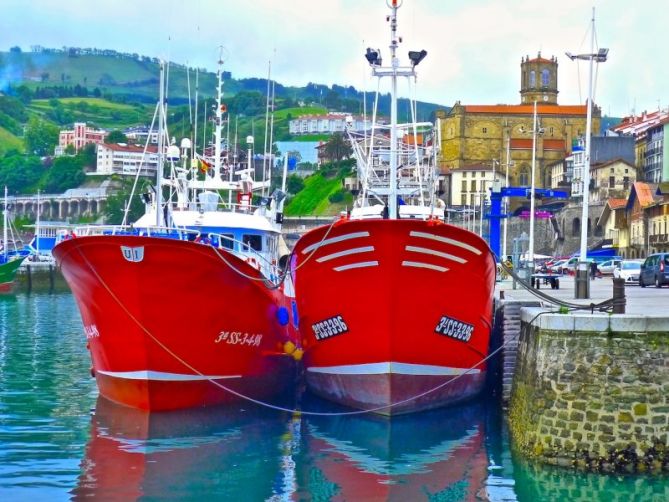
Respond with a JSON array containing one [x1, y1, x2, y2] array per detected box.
[[94, 143, 158, 177], [124, 126, 160, 145], [288, 113, 373, 136], [449, 164, 506, 207]]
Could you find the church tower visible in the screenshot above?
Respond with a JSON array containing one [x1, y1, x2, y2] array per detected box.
[[520, 52, 558, 104]]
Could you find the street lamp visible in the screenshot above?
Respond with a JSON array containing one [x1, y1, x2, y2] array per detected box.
[[566, 7, 608, 299], [502, 137, 514, 260], [519, 102, 544, 272]]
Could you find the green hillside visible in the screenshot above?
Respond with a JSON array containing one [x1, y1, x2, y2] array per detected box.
[[285, 166, 354, 216], [0, 126, 23, 155]]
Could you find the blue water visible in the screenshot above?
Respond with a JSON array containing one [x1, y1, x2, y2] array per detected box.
[[1, 294, 668, 501]]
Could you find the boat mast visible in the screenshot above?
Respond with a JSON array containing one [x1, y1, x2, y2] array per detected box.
[[214, 49, 224, 181], [388, 1, 399, 220], [156, 62, 165, 227], [2, 187, 7, 260], [36, 189, 40, 255]]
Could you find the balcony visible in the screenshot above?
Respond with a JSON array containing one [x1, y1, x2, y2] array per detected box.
[[649, 233, 669, 245]]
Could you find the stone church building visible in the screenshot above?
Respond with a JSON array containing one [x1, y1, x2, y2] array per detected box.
[[436, 53, 601, 202]]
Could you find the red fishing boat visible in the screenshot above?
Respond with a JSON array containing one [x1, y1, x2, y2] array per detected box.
[[291, 1, 495, 415], [54, 61, 300, 411]]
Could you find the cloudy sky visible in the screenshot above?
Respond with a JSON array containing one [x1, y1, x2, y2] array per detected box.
[[2, 0, 666, 117]]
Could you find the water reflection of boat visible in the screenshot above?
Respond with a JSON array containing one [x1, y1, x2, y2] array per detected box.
[[299, 398, 489, 501], [72, 397, 298, 500]]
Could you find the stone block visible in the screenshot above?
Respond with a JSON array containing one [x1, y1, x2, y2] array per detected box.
[[634, 403, 648, 416], [609, 315, 647, 334], [618, 411, 634, 423], [573, 315, 610, 333]]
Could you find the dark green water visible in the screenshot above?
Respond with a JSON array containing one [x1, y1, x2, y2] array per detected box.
[[1, 294, 667, 501]]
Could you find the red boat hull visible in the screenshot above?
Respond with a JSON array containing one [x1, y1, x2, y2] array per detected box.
[[54, 235, 299, 411], [291, 218, 495, 415]]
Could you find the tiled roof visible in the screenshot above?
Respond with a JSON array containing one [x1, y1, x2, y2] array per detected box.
[[101, 143, 158, 153], [463, 104, 587, 116], [608, 198, 627, 209]]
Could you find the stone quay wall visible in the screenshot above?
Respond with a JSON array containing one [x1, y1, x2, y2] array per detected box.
[[509, 309, 669, 474]]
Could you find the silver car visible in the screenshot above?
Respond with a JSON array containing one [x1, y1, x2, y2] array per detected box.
[[613, 260, 643, 284]]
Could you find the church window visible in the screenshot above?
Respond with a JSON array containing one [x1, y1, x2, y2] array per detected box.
[[529, 71, 536, 87], [519, 167, 530, 186], [482, 127, 487, 134], [549, 127, 554, 135], [541, 69, 550, 86]]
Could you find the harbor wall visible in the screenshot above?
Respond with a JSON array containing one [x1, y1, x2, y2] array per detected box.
[[509, 309, 669, 474]]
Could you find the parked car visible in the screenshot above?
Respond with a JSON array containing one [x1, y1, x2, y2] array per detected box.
[[639, 253, 669, 288], [598, 259, 622, 276], [613, 260, 643, 284], [548, 259, 569, 274]]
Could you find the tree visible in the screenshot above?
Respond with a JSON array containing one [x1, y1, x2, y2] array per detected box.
[[105, 130, 128, 144], [24, 117, 60, 156], [104, 179, 147, 224], [322, 133, 352, 163], [286, 174, 305, 195], [0, 153, 45, 194], [43, 155, 85, 192]]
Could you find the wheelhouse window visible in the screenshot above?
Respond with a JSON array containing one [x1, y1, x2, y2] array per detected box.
[[219, 233, 234, 250], [242, 234, 262, 251]]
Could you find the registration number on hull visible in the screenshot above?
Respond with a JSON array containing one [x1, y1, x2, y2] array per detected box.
[[312, 315, 348, 341], [434, 315, 474, 342]]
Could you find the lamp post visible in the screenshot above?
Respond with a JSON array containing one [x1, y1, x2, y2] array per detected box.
[[527, 100, 544, 273], [502, 136, 513, 260], [566, 7, 608, 299]]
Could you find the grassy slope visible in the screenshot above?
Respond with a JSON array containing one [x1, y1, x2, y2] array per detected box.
[[28, 98, 153, 128], [0, 127, 23, 155], [284, 173, 343, 216], [10, 52, 226, 100]]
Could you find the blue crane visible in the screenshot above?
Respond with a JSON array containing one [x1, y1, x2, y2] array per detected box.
[[488, 183, 568, 259]]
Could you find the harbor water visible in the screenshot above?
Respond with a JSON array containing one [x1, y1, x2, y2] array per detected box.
[[1, 293, 668, 501]]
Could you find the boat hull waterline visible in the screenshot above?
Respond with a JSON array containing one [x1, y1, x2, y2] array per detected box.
[[292, 218, 495, 415], [54, 235, 298, 411]]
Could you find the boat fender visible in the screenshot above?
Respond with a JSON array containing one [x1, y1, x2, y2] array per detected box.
[[283, 340, 296, 354], [291, 348, 303, 361], [90, 366, 96, 378], [276, 306, 290, 326]]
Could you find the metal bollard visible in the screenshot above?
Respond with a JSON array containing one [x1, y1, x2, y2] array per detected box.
[[612, 277, 626, 314]]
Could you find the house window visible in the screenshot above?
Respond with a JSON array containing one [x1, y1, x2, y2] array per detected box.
[[610, 167, 614, 173], [460, 194, 467, 205], [519, 167, 529, 186], [623, 177, 629, 190], [470, 180, 477, 191], [461, 180, 467, 192], [609, 176, 615, 188]]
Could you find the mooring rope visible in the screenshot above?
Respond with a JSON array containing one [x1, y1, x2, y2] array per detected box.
[[74, 243, 508, 416]]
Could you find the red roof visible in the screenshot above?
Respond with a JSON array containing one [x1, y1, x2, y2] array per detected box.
[[463, 104, 587, 116], [633, 182, 657, 208], [102, 143, 158, 153], [608, 198, 627, 209]]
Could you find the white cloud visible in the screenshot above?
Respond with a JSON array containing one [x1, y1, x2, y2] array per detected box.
[[2, 0, 667, 116]]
